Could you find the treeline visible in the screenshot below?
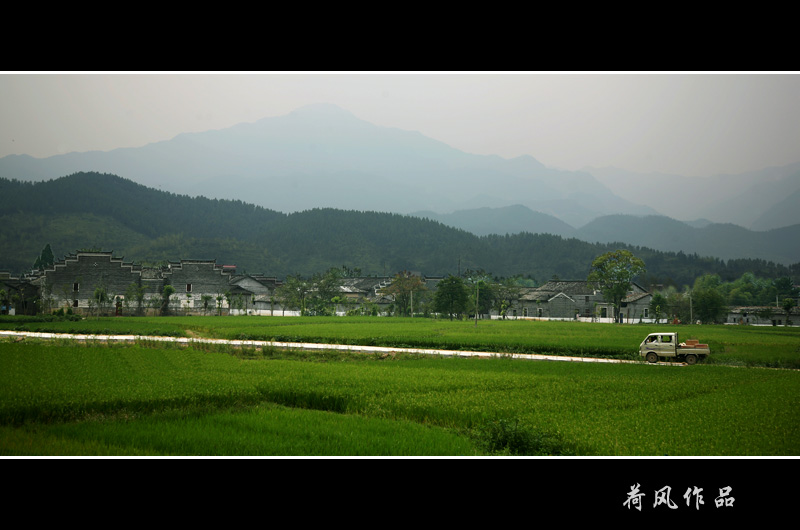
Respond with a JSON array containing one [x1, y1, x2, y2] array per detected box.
[[3, 172, 799, 286], [650, 272, 799, 324]]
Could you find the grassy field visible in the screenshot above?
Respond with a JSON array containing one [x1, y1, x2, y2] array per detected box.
[[3, 314, 799, 368], [1, 315, 798, 456]]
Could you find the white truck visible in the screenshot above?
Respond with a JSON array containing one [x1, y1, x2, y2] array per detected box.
[[639, 332, 710, 365]]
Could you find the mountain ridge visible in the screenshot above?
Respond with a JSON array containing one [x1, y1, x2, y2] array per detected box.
[[1, 172, 797, 287], [408, 204, 800, 265], [0, 103, 656, 228]]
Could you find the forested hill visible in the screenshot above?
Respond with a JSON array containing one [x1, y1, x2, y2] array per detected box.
[[1, 172, 797, 285], [0, 171, 286, 241]]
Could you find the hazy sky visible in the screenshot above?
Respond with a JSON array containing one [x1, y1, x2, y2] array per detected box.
[[2, 72, 798, 177]]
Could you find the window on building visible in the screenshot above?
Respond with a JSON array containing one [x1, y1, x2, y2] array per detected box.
[[523, 308, 528, 317], [73, 283, 79, 291], [186, 284, 192, 293], [644, 308, 649, 318], [73, 300, 78, 307], [538, 308, 543, 317]]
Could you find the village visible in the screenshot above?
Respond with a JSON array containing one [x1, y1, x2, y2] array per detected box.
[[0, 250, 796, 325]]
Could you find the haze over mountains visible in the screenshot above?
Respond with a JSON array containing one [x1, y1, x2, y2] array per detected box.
[[1, 103, 798, 266], [584, 163, 800, 231]]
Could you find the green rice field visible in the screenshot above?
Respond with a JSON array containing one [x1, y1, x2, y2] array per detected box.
[[3, 315, 799, 367], [1, 315, 798, 456]]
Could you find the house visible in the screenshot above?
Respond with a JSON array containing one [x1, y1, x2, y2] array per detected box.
[[338, 276, 394, 315], [619, 288, 653, 323], [162, 259, 242, 315], [726, 306, 796, 326], [497, 280, 652, 323], [229, 274, 283, 315], [35, 251, 152, 315], [510, 280, 610, 320], [25, 249, 657, 322], [34, 251, 279, 316], [0, 271, 38, 315]]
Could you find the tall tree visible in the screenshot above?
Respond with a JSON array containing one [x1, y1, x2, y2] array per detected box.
[[433, 275, 469, 320], [491, 275, 524, 320], [782, 298, 796, 326], [463, 269, 493, 324], [649, 292, 668, 324], [305, 267, 344, 316], [692, 286, 727, 324], [33, 243, 55, 270], [275, 275, 310, 315], [587, 249, 646, 323], [383, 271, 427, 317]]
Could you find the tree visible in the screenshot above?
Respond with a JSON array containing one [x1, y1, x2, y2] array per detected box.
[[491, 276, 524, 320], [201, 294, 213, 315], [587, 250, 646, 323], [692, 286, 727, 324], [306, 268, 343, 316], [433, 275, 469, 320], [93, 286, 109, 316], [463, 269, 493, 325], [161, 284, 175, 316], [649, 292, 667, 324], [33, 243, 55, 270], [782, 298, 796, 326], [662, 287, 691, 324], [383, 271, 427, 317], [276, 275, 311, 315], [774, 277, 798, 299], [690, 274, 728, 324], [125, 283, 146, 316]]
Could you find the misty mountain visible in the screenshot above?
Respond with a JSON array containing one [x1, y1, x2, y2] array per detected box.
[[3, 172, 796, 286], [750, 187, 800, 231], [405, 204, 800, 266], [584, 162, 800, 230], [410, 205, 577, 238], [0, 103, 657, 228], [573, 214, 800, 265]]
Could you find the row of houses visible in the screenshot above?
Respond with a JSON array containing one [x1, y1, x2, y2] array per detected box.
[[2, 250, 794, 324], [1, 250, 655, 321], [3, 251, 391, 317]]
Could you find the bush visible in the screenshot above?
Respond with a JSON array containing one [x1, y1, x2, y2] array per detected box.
[[475, 418, 575, 456]]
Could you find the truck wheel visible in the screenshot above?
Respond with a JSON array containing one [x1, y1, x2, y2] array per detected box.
[[684, 354, 698, 365], [646, 352, 658, 364]]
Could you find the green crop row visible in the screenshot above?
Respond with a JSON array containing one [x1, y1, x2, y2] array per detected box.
[[1, 339, 798, 456], [3, 315, 798, 368]]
